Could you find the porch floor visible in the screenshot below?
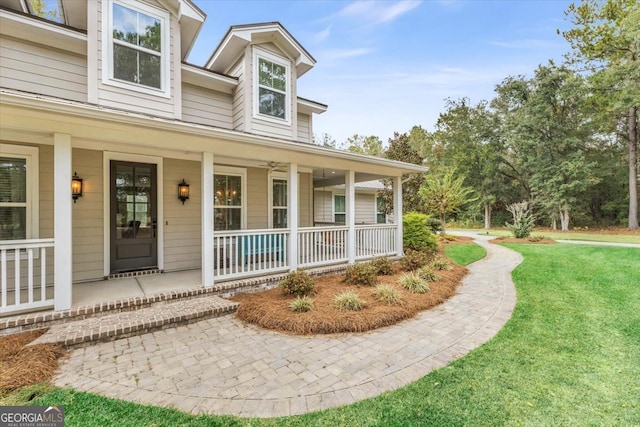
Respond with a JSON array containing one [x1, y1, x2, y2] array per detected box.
[[72, 270, 202, 307]]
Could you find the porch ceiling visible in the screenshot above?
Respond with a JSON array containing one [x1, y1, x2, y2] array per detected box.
[[0, 89, 427, 178]]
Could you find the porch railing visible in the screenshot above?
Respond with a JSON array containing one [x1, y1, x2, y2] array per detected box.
[[1, 239, 55, 315], [355, 224, 397, 259], [298, 226, 349, 268]]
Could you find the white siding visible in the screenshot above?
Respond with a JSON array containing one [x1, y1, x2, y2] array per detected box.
[[71, 148, 104, 282], [297, 113, 311, 143], [181, 84, 233, 129], [247, 167, 268, 229], [0, 36, 87, 102], [230, 59, 245, 131], [313, 190, 333, 224], [163, 158, 201, 272], [355, 193, 376, 224], [298, 172, 312, 227]]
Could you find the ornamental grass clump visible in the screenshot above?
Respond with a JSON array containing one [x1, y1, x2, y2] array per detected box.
[[431, 257, 452, 271], [417, 266, 440, 282], [370, 257, 394, 276], [279, 270, 316, 296], [344, 263, 378, 286], [373, 284, 402, 306], [289, 296, 314, 313], [334, 290, 365, 311], [401, 249, 431, 271], [399, 272, 430, 294]]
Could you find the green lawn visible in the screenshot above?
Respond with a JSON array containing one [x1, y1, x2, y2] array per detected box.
[[16, 244, 640, 426], [467, 228, 640, 244], [444, 243, 487, 266]]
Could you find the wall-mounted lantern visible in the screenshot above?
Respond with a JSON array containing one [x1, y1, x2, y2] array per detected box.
[[71, 171, 83, 203], [178, 179, 190, 204]]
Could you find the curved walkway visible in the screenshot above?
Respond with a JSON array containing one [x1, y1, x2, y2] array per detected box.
[[53, 236, 522, 418]]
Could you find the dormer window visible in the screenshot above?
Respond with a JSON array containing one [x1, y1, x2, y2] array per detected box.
[[103, 0, 170, 97], [254, 48, 290, 124]]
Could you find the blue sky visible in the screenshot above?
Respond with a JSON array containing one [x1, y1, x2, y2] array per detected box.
[[187, 0, 574, 145]]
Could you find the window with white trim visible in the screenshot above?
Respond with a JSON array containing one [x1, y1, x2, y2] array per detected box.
[[254, 49, 290, 123], [214, 168, 245, 231], [0, 144, 39, 240], [103, 0, 170, 96], [334, 195, 345, 224], [270, 175, 287, 228], [376, 196, 387, 224]]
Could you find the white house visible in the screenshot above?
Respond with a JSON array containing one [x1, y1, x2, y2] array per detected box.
[[0, 0, 426, 315]]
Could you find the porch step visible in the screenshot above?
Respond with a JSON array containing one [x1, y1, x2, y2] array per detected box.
[[28, 295, 238, 348]]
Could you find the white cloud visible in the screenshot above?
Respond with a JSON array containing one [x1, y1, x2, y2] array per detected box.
[[337, 0, 421, 25], [317, 48, 375, 62], [313, 24, 332, 44], [491, 38, 562, 49]]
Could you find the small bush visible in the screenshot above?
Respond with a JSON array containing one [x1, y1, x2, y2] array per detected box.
[[506, 201, 535, 239], [279, 270, 316, 296], [431, 257, 452, 271], [289, 296, 314, 313], [344, 263, 378, 286], [334, 290, 365, 311], [403, 212, 438, 251], [401, 249, 431, 271], [373, 284, 402, 305], [425, 217, 443, 233], [417, 266, 440, 282], [370, 257, 394, 275], [399, 272, 431, 293]]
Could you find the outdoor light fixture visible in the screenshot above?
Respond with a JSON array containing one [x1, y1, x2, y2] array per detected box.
[[71, 171, 83, 203], [178, 179, 190, 204]]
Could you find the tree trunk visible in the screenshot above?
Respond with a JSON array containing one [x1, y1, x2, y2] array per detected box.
[[560, 208, 570, 231], [440, 213, 446, 235], [484, 203, 492, 229], [551, 218, 557, 230], [629, 106, 639, 229]]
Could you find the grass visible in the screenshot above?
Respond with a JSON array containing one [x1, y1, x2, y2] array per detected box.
[[13, 244, 640, 426], [444, 242, 487, 266], [467, 228, 640, 244]]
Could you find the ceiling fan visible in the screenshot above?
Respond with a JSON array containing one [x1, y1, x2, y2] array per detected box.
[[259, 161, 287, 171]]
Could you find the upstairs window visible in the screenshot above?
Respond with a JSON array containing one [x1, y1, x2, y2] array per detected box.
[[103, 0, 170, 97], [254, 49, 290, 123]]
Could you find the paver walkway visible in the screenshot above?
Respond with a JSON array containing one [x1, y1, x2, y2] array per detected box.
[[53, 235, 522, 418]]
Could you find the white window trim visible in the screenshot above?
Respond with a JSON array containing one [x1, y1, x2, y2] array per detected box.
[[0, 144, 39, 241], [268, 171, 287, 228], [333, 193, 346, 224], [101, 0, 171, 98], [214, 166, 247, 230], [375, 195, 388, 224], [252, 47, 291, 126]]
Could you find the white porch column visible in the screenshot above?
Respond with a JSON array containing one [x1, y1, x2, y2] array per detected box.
[[54, 133, 72, 311], [346, 170, 356, 263], [394, 175, 404, 256], [201, 152, 214, 287], [287, 163, 299, 270]]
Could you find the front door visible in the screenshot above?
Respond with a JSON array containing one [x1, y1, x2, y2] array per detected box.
[[110, 161, 157, 273]]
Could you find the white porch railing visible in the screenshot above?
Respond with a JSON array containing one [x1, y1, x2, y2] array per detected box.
[[214, 229, 290, 280], [298, 226, 349, 268], [355, 224, 397, 259], [1, 239, 55, 315]]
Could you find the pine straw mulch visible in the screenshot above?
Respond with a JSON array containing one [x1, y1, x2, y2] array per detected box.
[[232, 246, 468, 335], [491, 236, 557, 244], [0, 329, 66, 396]]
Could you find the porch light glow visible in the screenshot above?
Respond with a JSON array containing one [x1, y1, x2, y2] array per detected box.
[[178, 179, 190, 204], [71, 171, 83, 203]]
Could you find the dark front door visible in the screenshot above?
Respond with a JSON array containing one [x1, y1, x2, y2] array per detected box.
[[110, 161, 157, 273]]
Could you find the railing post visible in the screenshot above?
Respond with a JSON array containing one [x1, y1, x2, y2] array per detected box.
[[288, 163, 298, 270], [202, 152, 215, 287], [54, 133, 73, 311], [394, 176, 403, 257]]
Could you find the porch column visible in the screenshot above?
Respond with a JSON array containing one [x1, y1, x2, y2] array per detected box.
[[54, 133, 72, 311], [346, 170, 356, 263], [394, 176, 403, 256], [201, 152, 214, 287], [287, 163, 298, 270]]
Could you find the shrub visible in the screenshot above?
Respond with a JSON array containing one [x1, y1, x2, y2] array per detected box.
[[431, 257, 452, 271], [425, 217, 443, 234], [528, 235, 545, 242], [344, 263, 378, 286], [401, 249, 431, 271], [373, 284, 402, 305], [289, 296, 314, 313], [334, 290, 365, 311], [399, 272, 430, 293], [279, 270, 316, 296], [403, 212, 438, 252], [370, 257, 394, 275], [505, 201, 535, 239], [417, 266, 440, 282]]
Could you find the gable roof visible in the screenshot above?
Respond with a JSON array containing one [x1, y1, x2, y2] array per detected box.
[[205, 22, 316, 77]]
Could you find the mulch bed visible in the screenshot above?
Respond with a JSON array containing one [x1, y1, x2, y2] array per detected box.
[[491, 236, 557, 244], [0, 329, 66, 396], [232, 246, 468, 335]]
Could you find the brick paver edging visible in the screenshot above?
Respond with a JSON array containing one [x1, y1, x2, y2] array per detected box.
[[53, 236, 522, 418]]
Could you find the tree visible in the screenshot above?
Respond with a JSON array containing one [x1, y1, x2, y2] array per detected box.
[[342, 134, 383, 157], [562, 0, 640, 228], [419, 168, 476, 234], [313, 133, 336, 148]]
